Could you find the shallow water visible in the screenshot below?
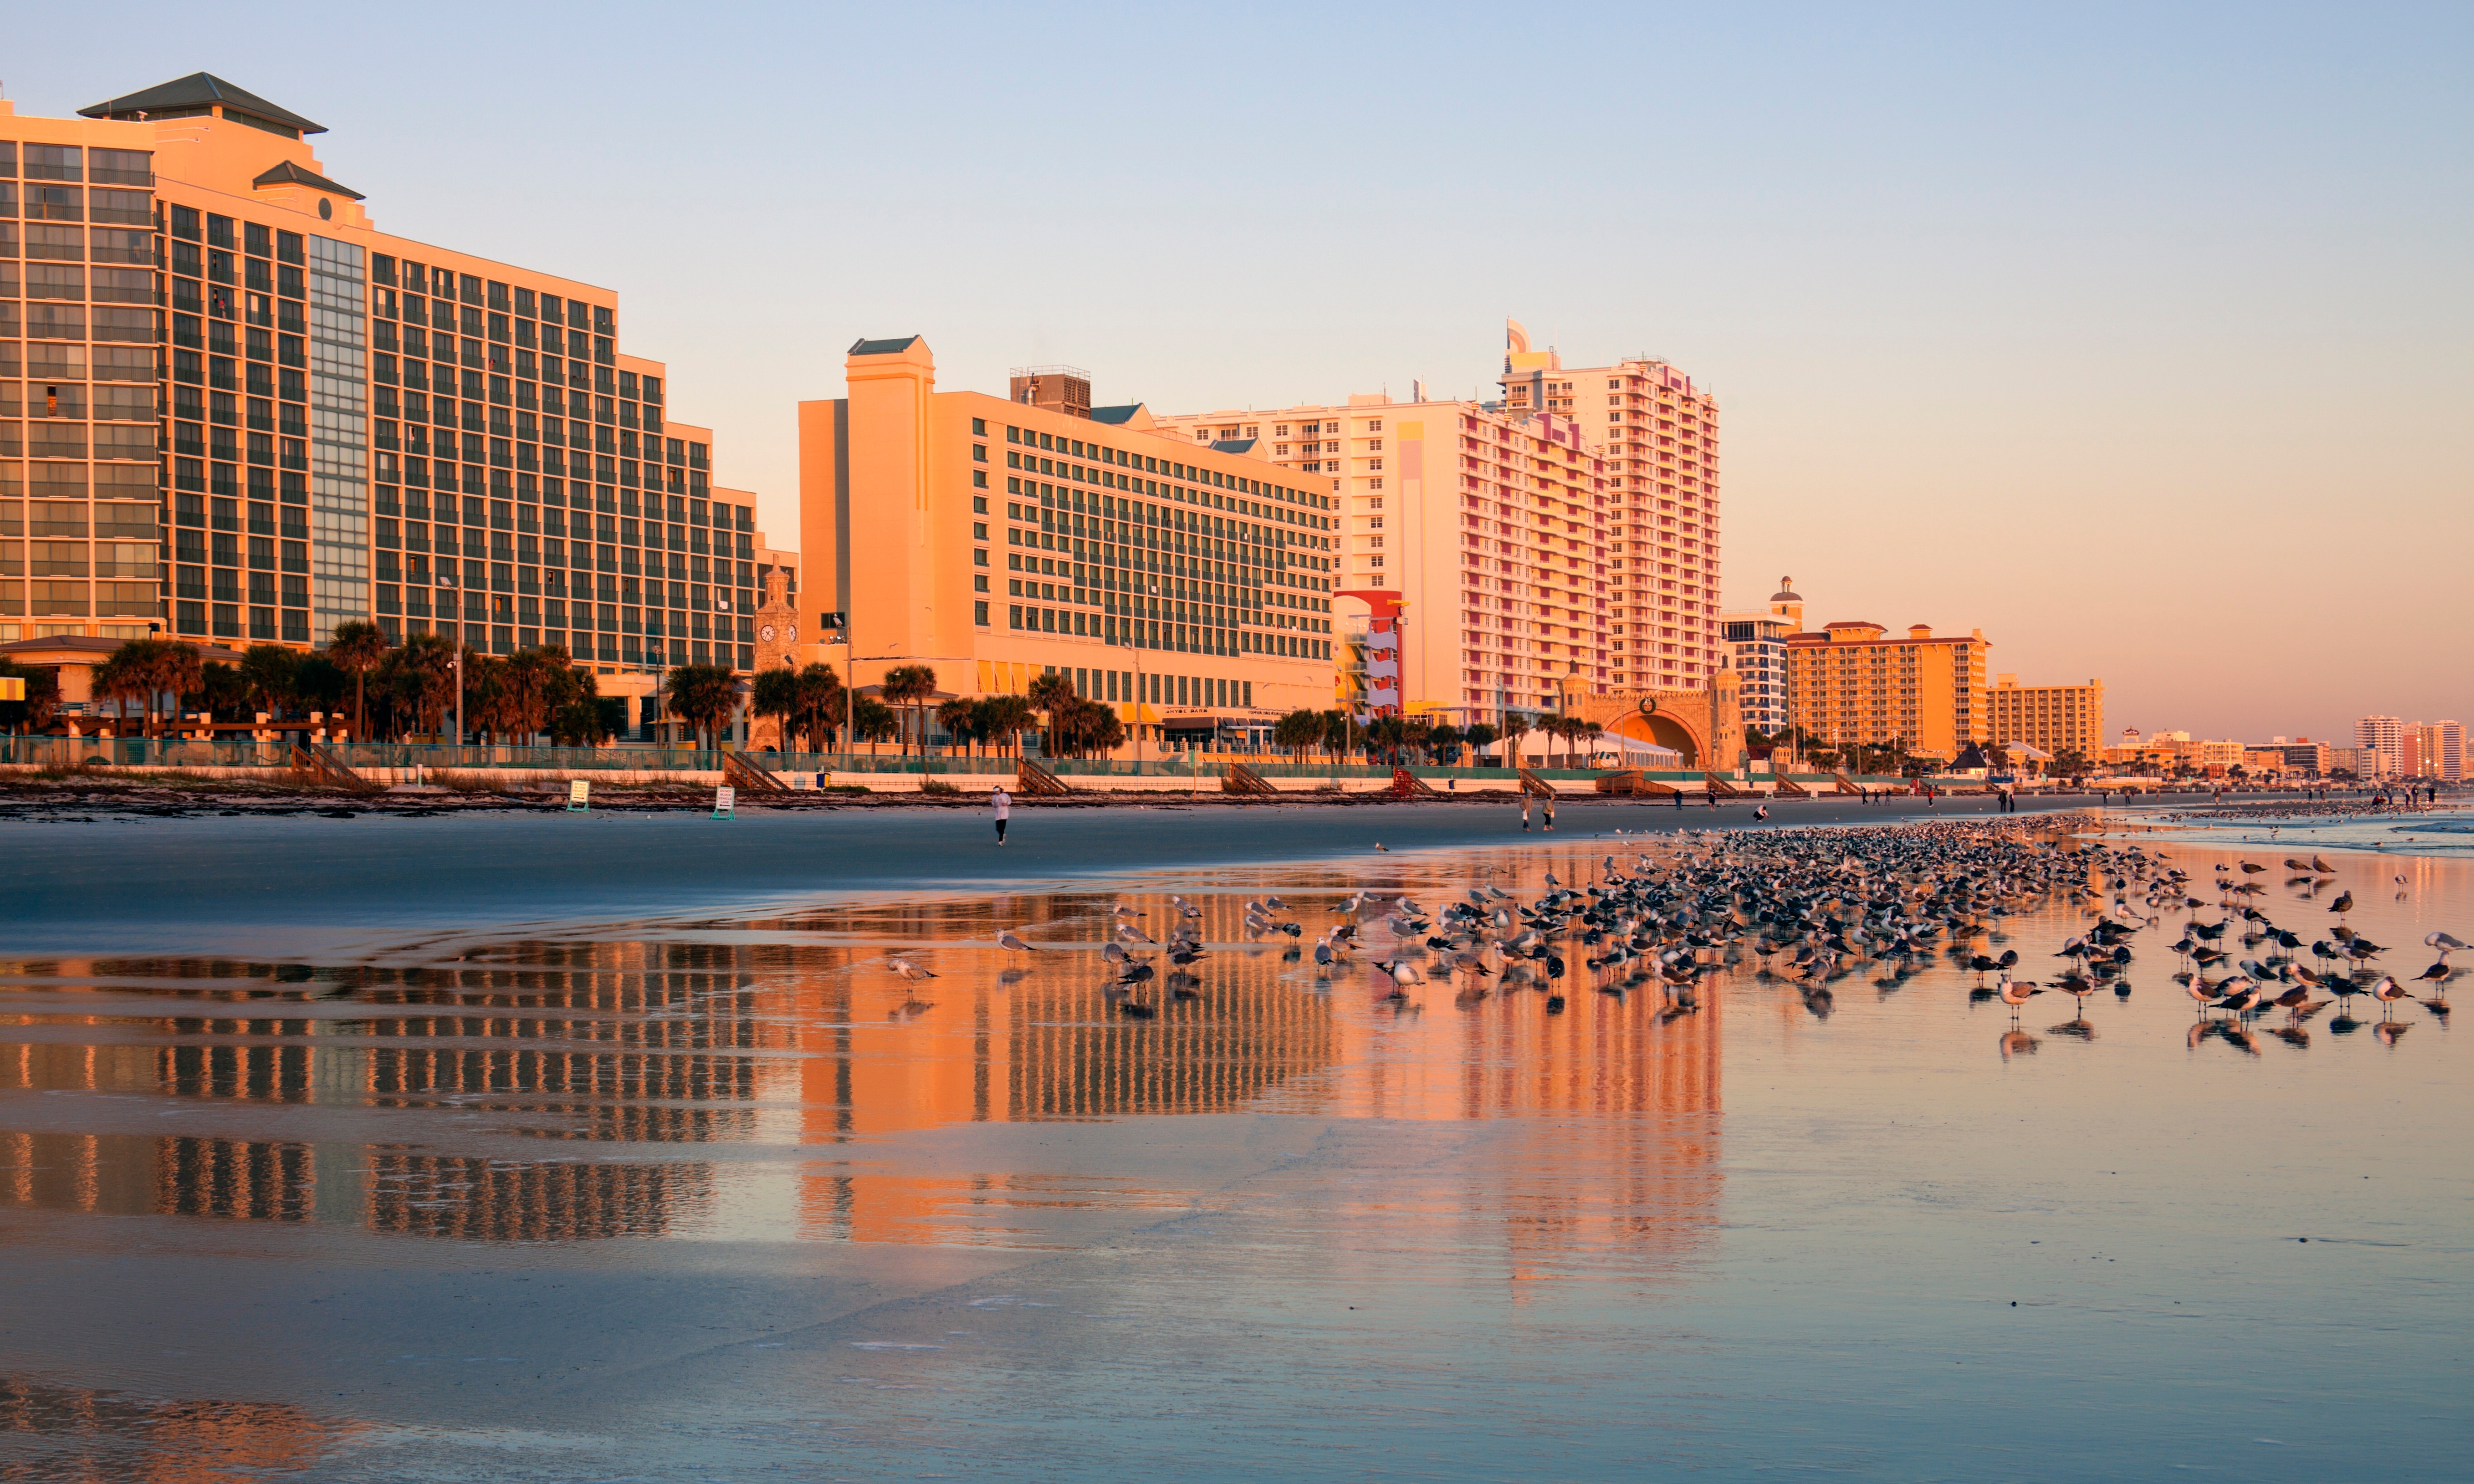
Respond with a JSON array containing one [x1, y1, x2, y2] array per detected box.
[[0, 821, 2465, 1481]]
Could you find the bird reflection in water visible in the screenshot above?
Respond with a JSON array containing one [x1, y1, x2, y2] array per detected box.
[[1999, 1030, 2040, 1060]]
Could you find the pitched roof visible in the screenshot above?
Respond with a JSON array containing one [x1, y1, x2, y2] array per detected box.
[[847, 335, 921, 356], [1209, 438, 1258, 455], [1088, 403, 1149, 426], [252, 159, 363, 201], [79, 72, 326, 134]]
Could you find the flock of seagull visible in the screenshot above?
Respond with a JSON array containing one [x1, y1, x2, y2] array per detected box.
[[877, 820, 2460, 1052]]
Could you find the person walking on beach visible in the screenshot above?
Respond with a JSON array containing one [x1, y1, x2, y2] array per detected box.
[[1520, 796, 1531, 832], [1543, 797, 1556, 832], [991, 786, 1011, 845]]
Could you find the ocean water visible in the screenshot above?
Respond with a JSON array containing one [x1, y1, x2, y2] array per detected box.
[[0, 810, 2463, 1481]]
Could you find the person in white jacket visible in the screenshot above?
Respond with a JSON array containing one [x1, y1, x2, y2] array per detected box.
[[991, 786, 1011, 845]]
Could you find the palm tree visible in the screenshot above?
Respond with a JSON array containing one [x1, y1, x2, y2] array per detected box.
[[1463, 722, 1498, 770], [793, 664, 847, 753], [1318, 708, 1354, 764], [662, 662, 740, 752], [1025, 671, 1075, 757], [0, 658, 61, 735], [750, 665, 801, 751], [89, 648, 140, 735], [1272, 708, 1321, 759], [850, 695, 899, 754], [498, 646, 566, 742], [1500, 711, 1534, 770], [1570, 718, 1604, 768], [383, 632, 459, 739], [878, 664, 939, 758], [238, 644, 300, 722], [327, 620, 390, 742], [936, 696, 981, 758], [975, 694, 1034, 759]]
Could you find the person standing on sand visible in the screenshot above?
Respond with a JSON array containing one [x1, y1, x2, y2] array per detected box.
[[1520, 796, 1531, 832], [991, 786, 1011, 845], [1543, 797, 1556, 832]]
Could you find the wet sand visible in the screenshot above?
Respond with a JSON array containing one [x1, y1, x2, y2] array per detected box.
[[1, 817, 2464, 1480], [3, 793, 2049, 956]]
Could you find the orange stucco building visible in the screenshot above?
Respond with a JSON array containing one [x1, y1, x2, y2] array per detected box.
[[799, 338, 1343, 737]]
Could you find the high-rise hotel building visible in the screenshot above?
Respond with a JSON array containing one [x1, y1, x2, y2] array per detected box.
[[1153, 396, 1612, 723], [0, 74, 779, 673], [799, 339, 1340, 736], [1498, 323, 1721, 689]]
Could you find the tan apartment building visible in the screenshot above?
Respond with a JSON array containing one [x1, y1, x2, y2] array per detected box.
[[1499, 322, 1721, 689], [797, 339, 1339, 746], [1984, 675, 2104, 763], [1783, 617, 1990, 762], [1153, 395, 1612, 724], [0, 74, 779, 711]]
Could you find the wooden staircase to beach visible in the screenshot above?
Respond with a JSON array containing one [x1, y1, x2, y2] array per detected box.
[[1516, 768, 1556, 799], [1016, 758, 1074, 796], [722, 751, 790, 795], [1772, 774, 1812, 798], [291, 742, 376, 794], [1830, 772, 1863, 796], [1703, 772, 1745, 799], [1222, 761, 1278, 796], [1391, 767, 1441, 799], [1593, 769, 1678, 797]]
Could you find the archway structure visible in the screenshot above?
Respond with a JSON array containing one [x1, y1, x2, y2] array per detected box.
[[1555, 668, 1743, 770]]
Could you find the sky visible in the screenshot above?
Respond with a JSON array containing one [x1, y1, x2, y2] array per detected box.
[[18, 2, 2470, 742]]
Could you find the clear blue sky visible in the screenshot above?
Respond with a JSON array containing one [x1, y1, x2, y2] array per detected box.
[[19, 2, 2469, 742]]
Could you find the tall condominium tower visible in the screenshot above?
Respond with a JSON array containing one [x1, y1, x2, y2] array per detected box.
[[1498, 321, 1720, 689], [1153, 395, 1611, 725], [0, 74, 780, 687]]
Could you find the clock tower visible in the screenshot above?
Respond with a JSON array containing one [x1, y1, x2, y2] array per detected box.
[[749, 569, 801, 748]]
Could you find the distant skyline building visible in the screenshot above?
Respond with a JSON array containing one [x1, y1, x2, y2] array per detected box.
[[2356, 714, 2403, 774], [2403, 719, 2463, 781]]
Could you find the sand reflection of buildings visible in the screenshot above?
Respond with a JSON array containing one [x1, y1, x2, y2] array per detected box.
[[0, 942, 790, 1240], [783, 888, 1722, 1273]]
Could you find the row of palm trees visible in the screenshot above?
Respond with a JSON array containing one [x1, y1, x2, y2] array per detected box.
[[1264, 709, 1615, 768], [740, 664, 1130, 760], [70, 627, 622, 745]]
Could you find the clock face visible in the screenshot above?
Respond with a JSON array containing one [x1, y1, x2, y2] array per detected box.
[[759, 624, 777, 642], [784, 625, 797, 644]]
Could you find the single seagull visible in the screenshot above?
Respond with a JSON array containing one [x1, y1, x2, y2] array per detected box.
[[998, 931, 1037, 953], [888, 958, 937, 982]]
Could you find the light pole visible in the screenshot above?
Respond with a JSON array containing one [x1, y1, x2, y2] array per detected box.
[[453, 644, 463, 747]]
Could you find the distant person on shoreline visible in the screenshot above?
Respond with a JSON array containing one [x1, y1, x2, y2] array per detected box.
[[991, 785, 1011, 845], [1520, 796, 1531, 831], [1544, 797, 1556, 832]]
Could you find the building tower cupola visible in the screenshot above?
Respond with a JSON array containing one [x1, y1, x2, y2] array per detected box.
[[1768, 575, 1803, 629]]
